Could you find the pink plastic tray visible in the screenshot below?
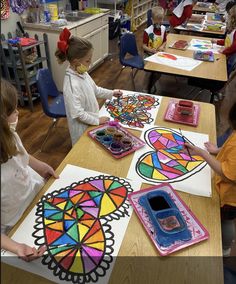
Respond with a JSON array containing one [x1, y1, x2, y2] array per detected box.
[[128, 183, 209, 256], [88, 122, 146, 159], [164, 99, 200, 127]]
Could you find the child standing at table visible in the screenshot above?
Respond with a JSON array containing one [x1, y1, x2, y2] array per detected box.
[[55, 28, 122, 146], [1, 79, 58, 261], [169, 0, 198, 28], [184, 102, 236, 256], [142, 6, 167, 93], [212, 5, 236, 75]]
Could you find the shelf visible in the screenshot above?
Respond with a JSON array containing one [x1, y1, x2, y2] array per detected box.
[[2, 57, 47, 69], [1, 40, 45, 51], [134, 0, 152, 9]]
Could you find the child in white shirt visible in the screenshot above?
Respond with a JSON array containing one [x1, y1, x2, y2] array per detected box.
[[1, 79, 58, 261], [55, 28, 122, 146]]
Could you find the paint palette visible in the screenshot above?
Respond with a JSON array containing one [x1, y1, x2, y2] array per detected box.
[[169, 40, 189, 50], [128, 183, 209, 256], [88, 122, 146, 159], [164, 99, 200, 126], [193, 50, 214, 62]]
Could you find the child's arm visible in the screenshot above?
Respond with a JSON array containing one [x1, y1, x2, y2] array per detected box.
[[143, 43, 157, 54], [221, 34, 236, 56], [29, 156, 59, 180], [1, 233, 46, 262], [184, 143, 225, 177]]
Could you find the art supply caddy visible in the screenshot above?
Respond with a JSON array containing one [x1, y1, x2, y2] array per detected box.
[[88, 121, 145, 159], [128, 184, 209, 256]]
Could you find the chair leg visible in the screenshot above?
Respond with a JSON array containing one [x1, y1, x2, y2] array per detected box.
[[40, 118, 58, 152], [131, 68, 139, 91]]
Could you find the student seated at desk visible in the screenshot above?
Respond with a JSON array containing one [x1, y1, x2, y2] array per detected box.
[[212, 5, 236, 75], [169, 0, 198, 29], [1, 79, 58, 261], [184, 102, 236, 257], [142, 6, 167, 93], [55, 28, 122, 146]]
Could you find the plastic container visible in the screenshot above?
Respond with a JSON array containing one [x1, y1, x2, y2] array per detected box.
[[48, 3, 58, 21]]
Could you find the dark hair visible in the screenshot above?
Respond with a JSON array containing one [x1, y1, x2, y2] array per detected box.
[[226, 0, 236, 13], [55, 36, 93, 64], [229, 102, 236, 129], [0, 79, 18, 164]]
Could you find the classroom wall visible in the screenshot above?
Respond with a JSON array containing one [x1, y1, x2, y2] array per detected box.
[[1, 9, 21, 36]]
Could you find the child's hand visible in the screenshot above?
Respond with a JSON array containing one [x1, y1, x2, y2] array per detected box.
[[37, 162, 59, 180], [113, 90, 123, 97], [182, 143, 205, 156], [99, 116, 110, 124], [204, 142, 219, 154], [16, 243, 46, 262]]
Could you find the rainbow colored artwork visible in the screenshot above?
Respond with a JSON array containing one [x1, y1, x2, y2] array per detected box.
[[136, 127, 206, 183], [33, 176, 133, 283], [105, 94, 159, 128]]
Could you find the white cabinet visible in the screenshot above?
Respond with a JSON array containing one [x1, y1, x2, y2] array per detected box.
[[101, 24, 109, 58], [24, 13, 109, 91], [84, 27, 103, 67]]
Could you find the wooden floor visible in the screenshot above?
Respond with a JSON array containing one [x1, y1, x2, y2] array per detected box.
[[16, 25, 236, 261]]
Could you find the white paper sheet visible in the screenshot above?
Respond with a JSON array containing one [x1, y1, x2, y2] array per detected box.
[[2, 164, 141, 284], [127, 126, 212, 197], [188, 38, 222, 54], [145, 52, 202, 71], [99, 90, 162, 130]]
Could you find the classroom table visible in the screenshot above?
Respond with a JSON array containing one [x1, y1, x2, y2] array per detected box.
[[193, 2, 224, 14], [2, 96, 224, 284], [174, 18, 226, 37], [145, 33, 228, 96]]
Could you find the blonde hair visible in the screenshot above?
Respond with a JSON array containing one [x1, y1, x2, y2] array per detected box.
[[227, 5, 236, 32], [55, 36, 93, 64], [0, 79, 19, 164], [152, 6, 165, 20]]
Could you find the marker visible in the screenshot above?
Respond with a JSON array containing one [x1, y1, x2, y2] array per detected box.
[[179, 128, 192, 161]]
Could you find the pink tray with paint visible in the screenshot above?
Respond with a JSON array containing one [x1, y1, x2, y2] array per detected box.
[[164, 99, 200, 127], [128, 183, 209, 256], [88, 122, 146, 159]]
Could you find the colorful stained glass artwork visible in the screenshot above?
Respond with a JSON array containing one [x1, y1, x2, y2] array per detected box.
[[33, 176, 133, 283], [105, 94, 159, 128], [136, 127, 207, 183]]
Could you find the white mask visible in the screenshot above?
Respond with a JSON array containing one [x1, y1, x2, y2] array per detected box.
[[8, 117, 18, 131]]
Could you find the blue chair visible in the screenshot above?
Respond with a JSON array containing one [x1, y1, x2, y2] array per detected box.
[[36, 68, 66, 151], [119, 33, 144, 90]]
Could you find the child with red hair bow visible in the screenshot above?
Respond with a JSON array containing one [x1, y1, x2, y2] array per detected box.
[[55, 28, 122, 146]]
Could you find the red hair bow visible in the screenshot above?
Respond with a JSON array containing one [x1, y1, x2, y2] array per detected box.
[[57, 28, 71, 53]]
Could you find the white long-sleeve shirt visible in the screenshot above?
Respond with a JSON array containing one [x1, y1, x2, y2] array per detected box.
[[1, 132, 44, 234], [63, 67, 113, 146]]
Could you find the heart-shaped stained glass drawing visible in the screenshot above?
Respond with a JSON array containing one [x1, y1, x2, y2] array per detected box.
[[136, 127, 207, 183], [33, 176, 132, 283], [105, 94, 159, 128]]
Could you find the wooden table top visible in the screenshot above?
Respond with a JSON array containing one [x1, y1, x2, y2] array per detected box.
[[144, 33, 228, 82], [2, 96, 223, 284], [193, 3, 224, 14]]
